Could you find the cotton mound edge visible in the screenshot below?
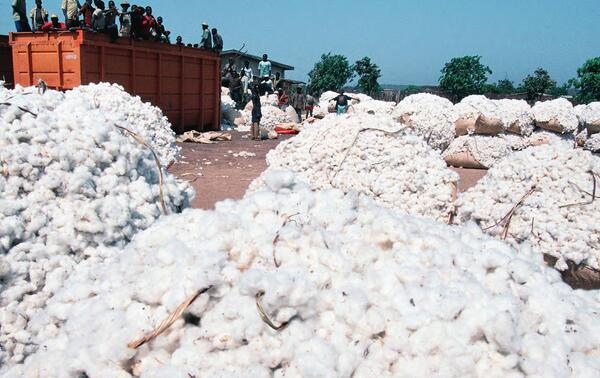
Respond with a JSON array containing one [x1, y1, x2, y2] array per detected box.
[[5, 172, 600, 377], [249, 113, 458, 222], [0, 85, 194, 367]]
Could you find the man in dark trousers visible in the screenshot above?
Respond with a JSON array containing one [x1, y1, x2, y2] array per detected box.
[[13, 0, 31, 31], [211, 28, 223, 52]]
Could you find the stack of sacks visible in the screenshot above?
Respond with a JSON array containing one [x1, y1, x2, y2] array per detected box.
[[250, 113, 458, 222], [456, 143, 600, 274], [392, 93, 456, 150], [0, 86, 194, 366], [532, 98, 579, 135], [66, 83, 180, 167], [442, 136, 512, 169], [446, 97, 539, 169], [453, 95, 505, 136], [6, 172, 600, 377], [575, 102, 600, 153]]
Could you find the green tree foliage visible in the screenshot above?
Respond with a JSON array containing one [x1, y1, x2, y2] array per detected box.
[[401, 85, 422, 95], [572, 57, 600, 103], [353, 57, 382, 96], [496, 78, 515, 94], [521, 68, 556, 103], [307, 53, 354, 95], [549, 82, 571, 97], [439, 56, 492, 101]]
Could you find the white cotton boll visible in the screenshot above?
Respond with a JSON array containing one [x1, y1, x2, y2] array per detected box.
[[7, 171, 600, 376], [392, 93, 456, 150], [532, 98, 579, 134], [456, 143, 600, 270], [0, 85, 194, 368], [249, 113, 457, 222]]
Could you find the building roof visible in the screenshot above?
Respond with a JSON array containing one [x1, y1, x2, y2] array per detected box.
[[221, 50, 294, 71]]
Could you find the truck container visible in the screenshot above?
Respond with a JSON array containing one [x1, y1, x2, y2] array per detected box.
[[10, 31, 220, 133], [0, 35, 14, 88]]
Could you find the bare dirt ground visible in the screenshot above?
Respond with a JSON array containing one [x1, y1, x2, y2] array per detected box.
[[169, 131, 488, 209]]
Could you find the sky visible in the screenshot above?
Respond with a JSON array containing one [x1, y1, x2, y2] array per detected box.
[[2, 0, 599, 86]]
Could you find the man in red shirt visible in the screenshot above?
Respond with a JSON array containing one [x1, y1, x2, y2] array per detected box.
[[41, 14, 66, 31], [141, 6, 156, 40], [80, 0, 95, 28]]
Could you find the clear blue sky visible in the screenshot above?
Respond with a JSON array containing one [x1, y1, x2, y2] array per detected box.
[[2, 0, 598, 85]]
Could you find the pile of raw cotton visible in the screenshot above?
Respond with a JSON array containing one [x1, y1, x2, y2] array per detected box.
[[66, 83, 179, 167], [0, 86, 193, 365], [456, 143, 600, 271], [392, 93, 456, 150], [532, 98, 579, 134], [453, 95, 506, 135], [6, 172, 600, 377], [575, 102, 600, 153], [250, 113, 458, 222]]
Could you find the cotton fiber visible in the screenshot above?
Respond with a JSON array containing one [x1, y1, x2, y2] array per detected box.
[[6, 172, 600, 377], [0, 85, 194, 366], [392, 93, 456, 150], [456, 143, 600, 270], [66, 83, 180, 167], [250, 113, 458, 222], [532, 98, 579, 134]]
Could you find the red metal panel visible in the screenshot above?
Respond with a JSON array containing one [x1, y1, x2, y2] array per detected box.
[[8, 30, 220, 132], [0, 35, 14, 87]]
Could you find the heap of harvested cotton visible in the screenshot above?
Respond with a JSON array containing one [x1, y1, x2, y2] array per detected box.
[[532, 98, 579, 134], [6, 172, 600, 377], [452, 95, 506, 136], [443, 135, 512, 169], [392, 93, 456, 150], [495, 99, 535, 136], [456, 143, 600, 271], [238, 104, 292, 132], [66, 83, 179, 167], [352, 99, 395, 115], [251, 113, 458, 222], [0, 86, 193, 366]]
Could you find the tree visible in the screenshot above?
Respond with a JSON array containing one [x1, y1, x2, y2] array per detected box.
[[353, 57, 382, 97], [439, 56, 492, 102], [401, 85, 422, 95], [549, 82, 570, 97], [307, 53, 354, 95], [496, 78, 515, 94], [572, 57, 600, 103], [521, 68, 556, 103]]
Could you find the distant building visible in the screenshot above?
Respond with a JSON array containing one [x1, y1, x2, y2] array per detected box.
[[220, 50, 294, 79]]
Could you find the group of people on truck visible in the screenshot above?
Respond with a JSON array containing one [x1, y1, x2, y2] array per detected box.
[[11, 0, 224, 51]]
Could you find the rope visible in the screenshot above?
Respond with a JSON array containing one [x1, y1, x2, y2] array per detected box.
[[128, 286, 211, 349]]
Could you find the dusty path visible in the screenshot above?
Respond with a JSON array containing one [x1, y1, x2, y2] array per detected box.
[[169, 131, 487, 209]]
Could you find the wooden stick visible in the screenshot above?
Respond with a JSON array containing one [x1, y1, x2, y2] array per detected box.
[[255, 291, 290, 331], [128, 287, 211, 349], [272, 213, 300, 267], [559, 171, 597, 209], [115, 125, 168, 215]]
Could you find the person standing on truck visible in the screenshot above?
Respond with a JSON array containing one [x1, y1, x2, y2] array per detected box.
[[61, 0, 81, 28], [13, 0, 31, 32], [118, 1, 131, 37], [250, 84, 262, 140], [175, 35, 184, 46], [200, 22, 212, 49], [130, 4, 143, 39], [41, 13, 67, 31], [211, 28, 223, 52], [92, 0, 106, 30], [141, 6, 156, 40], [29, 0, 48, 31], [80, 0, 95, 28], [154, 16, 165, 41]]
